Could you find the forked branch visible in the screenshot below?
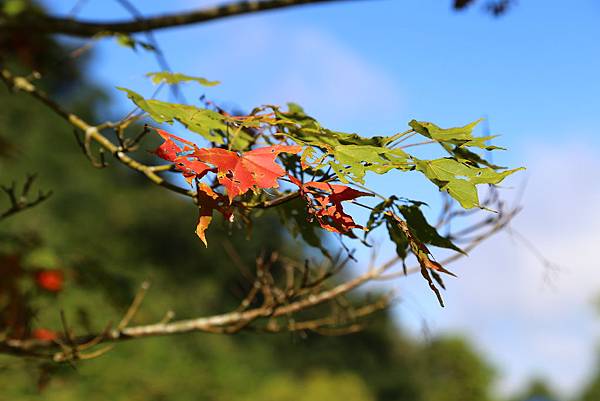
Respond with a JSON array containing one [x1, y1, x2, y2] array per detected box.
[[0, 174, 52, 222], [0, 252, 395, 362]]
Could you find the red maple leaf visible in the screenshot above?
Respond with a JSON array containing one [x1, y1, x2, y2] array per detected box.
[[195, 145, 302, 203], [195, 183, 232, 246], [290, 176, 373, 234], [153, 129, 212, 184]]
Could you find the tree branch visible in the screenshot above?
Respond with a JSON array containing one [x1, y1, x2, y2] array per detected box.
[[0, 187, 520, 361], [1, 0, 369, 37], [0, 252, 395, 361], [0, 174, 53, 222], [0, 67, 195, 198]]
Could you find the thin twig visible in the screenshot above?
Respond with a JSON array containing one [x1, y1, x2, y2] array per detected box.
[[118, 281, 151, 331]]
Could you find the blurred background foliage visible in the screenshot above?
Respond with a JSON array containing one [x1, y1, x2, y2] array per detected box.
[[0, 2, 598, 401]]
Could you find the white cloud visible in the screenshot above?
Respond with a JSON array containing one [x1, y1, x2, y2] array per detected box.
[[176, 22, 405, 130], [390, 141, 600, 397], [255, 29, 405, 125]]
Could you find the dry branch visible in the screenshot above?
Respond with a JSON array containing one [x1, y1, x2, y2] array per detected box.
[[0, 0, 370, 37], [0, 174, 52, 222], [0, 252, 396, 361]]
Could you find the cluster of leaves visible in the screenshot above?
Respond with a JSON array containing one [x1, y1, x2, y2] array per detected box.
[[120, 72, 522, 305]]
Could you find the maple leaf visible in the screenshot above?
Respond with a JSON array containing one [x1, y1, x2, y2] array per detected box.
[[195, 183, 232, 246], [195, 145, 302, 203], [290, 176, 373, 234], [153, 129, 212, 184], [385, 212, 456, 307]]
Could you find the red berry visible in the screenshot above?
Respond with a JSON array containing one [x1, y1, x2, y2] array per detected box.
[[35, 269, 64, 292], [32, 328, 58, 341]]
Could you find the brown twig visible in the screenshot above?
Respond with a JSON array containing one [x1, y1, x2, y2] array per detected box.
[[1, 0, 372, 37], [0, 250, 395, 359], [117, 281, 151, 331], [0, 174, 53, 222]]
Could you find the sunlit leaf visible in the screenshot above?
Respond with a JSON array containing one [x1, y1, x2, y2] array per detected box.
[[414, 158, 523, 208], [118, 87, 227, 144], [152, 129, 212, 184], [410, 119, 502, 151], [147, 71, 220, 87], [195, 145, 302, 203], [275, 103, 388, 148], [195, 184, 231, 246], [330, 145, 411, 183], [114, 34, 155, 52]]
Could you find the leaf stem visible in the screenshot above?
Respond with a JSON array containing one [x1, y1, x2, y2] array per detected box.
[[384, 129, 413, 146]]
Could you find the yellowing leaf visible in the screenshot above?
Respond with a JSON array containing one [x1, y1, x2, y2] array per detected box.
[[146, 71, 220, 87]]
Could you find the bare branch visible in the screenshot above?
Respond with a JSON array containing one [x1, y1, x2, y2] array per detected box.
[[0, 175, 53, 222], [0, 251, 395, 360], [1, 0, 371, 37], [0, 183, 519, 362], [117, 281, 151, 331]]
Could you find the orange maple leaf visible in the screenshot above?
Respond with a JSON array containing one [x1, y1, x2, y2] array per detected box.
[[195, 183, 232, 246], [290, 176, 373, 234], [153, 129, 212, 184], [195, 145, 302, 203]]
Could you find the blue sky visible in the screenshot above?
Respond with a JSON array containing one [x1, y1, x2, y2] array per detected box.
[[43, 0, 600, 397]]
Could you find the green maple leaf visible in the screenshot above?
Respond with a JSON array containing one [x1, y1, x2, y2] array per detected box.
[[410, 119, 502, 151], [414, 158, 524, 208], [118, 88, 251, 149], [329, 145, 411, 183], [146, 71, 220, 87]]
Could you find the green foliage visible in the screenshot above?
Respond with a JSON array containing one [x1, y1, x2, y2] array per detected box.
[[2, 0, 27, 16], [122, 90, 521, 209], [146, 71, 220, 87], [409, 119, 503, 150], [276, 198, 332, 259], [114, 33, 156, 52], [416, 337, 496, 401], [118, 87, 253, 149], [274, 103, 387, 147], [0, 61, 499, 401], [243, 371, 374, 401], [510, 378, 560, 401], [117, 84, 522, 305], [329, 144, 411, 183], [397, 204, 463, 254], [385, 214, 410, 259], [117, 87, 227, 143], [579, 360, 600, 401], [414, 158, 523, 209]]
